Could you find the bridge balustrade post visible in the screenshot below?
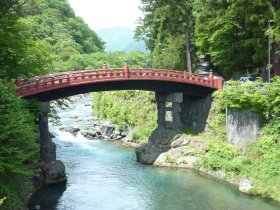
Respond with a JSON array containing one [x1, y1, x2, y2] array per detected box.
[[103, 62, 108, 70], [209, 70, 214, 86], [124, 60, 129, 78], [15, 76, 22, 87], [67, 74, 70, 84], [184, 71, 187, 79], [217, 76, 223, 89]]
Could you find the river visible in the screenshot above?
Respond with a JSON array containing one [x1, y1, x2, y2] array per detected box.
[[28, 94, 280, 210]]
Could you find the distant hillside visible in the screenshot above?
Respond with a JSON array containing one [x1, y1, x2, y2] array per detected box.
[[97, 27, 146, 52]]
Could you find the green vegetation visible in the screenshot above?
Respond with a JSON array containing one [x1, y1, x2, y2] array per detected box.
[[92, 90, 157, 143], [191, 77, 280, 201], [166, 155, 177, 164], [214, 77, 280, 119], [0, 81, 39, 208], [0, 197, 6, 206]]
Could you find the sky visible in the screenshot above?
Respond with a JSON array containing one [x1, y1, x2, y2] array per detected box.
[[68, 0, 142, 31]]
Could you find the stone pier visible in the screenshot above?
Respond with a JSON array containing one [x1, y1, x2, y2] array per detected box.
[[36, 102, 67, 187], [136, 92, 183, 164], [38, 102, 56, 162], [156, 92, 183, 131]]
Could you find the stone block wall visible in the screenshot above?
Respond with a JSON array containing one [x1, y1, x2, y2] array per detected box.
[[181, 95, 213, 132], [226, 109, 260, 148]]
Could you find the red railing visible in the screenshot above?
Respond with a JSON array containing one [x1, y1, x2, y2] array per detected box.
[[17, 66, 223, 97]]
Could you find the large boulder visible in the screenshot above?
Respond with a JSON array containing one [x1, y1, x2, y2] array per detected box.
[[39, 160, 67, 186], [239, 179, 253, 194], [100, 123, 115, 138], [65, 126, 80, 133], [136, 127, 179, 165]]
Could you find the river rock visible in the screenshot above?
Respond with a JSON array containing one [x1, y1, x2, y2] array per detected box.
[[239, 179, 253, 194], [122, 136, 133, 143], [43, 160, 67, 186], [70, 115, 79, 119], [80, 130, 88, 136], [65, 126, 80, 133], [114, 130, 121, 136], [121, 130, 129, 137], [100, 123, 115, 137], [87, 130, 97, 137], [136, 127, 179, 165], [171, 138, 191, 148]]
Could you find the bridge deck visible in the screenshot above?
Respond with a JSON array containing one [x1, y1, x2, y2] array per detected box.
[[17, 67, 223, 101]]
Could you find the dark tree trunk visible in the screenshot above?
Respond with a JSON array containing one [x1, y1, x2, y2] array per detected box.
[[272, 42, 280, 76], [185, 27, 192, 72]]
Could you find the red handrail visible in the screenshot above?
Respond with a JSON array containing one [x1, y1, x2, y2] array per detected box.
[[17, 68, 223, 97]]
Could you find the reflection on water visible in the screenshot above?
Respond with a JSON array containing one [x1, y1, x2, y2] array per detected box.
[[28, 95, 280, 210]]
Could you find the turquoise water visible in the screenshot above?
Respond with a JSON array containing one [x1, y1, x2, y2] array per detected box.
[[28, 95, 280, 210]]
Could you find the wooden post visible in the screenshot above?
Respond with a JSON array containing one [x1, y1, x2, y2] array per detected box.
[[217, 76, 223, 90], [102, 61, 107, 70], [209, 70, 214, 86], [124, 60, 129, 78]]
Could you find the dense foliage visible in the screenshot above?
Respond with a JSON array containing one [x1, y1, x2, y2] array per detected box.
[[135, 0, 195, 70], [136, 0, 280, 77], [20, 0, 105, 72], [0, 81, 39, 208], [214, 77, 280, 119]]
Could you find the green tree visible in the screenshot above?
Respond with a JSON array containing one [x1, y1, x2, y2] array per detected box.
[[136, 0, 195, 70], [194, 0, 274, 77]]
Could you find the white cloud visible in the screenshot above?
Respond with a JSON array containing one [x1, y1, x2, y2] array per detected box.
[[68, 0, 142, 31]]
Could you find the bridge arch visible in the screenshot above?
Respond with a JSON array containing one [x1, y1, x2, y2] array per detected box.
[[17, 66, 223, 101]]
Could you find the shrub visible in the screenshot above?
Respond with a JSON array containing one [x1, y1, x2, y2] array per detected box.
[[131, 127, 152, 141]]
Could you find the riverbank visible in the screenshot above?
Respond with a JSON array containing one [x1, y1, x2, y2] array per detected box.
[[140, 129, 280, 203]]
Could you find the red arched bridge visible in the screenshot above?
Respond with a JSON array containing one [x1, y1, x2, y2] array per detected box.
[[17, 64, 223, 101]]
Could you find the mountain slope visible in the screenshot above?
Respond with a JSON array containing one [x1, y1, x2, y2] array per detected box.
[[98, 27, 146, 52]]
